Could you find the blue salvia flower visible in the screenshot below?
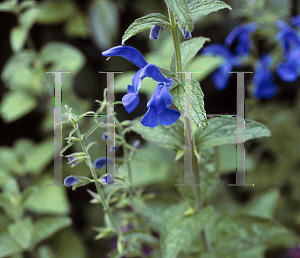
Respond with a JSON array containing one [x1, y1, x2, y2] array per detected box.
[[102, 132, 108, 140], [64, 176, 79, 187], [141, 82, 180, 127], [93, 157, 113, 170], [252, 54, 278, 99], [181, 27, 192, 39], [149, 25, 163, 39], [291, 15, 300, 30], [275, 20, 300, 81], [102, 45, 180, 127], [201, 44, 241, 90], [225, 22, 257, 56]]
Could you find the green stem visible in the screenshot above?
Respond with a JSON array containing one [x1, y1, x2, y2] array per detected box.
[[72, 122, 121, 236], [168, 8, 211, 252]]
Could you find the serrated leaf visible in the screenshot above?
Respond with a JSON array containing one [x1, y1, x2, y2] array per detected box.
[[0, 90, 37, 123], [161, 203, 213, 258], [8, 217, 33, 249], [188, 0, 232, 19], [195, 117, 271, 147], [164, 0, 194, 32], [170, 36, 210, 72], [122, 13, 169, 44], [130, 118, 184, 151], [32, 217, 72, 245], [171, 79, 207, 128], [0, 233, 23, 258], [204, 214, 288, 256]]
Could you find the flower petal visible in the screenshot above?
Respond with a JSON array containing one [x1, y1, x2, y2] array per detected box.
[[276, 61, 299, 81], [212, 61, 232, 90], [149, 25, 163, 39], [141, 107, 159, 128], [102, 45, 148, 68], [122, 92, 140, 113], [202, 43, 234, 59], [291, 15, 300, 30], [140, 64, 174, 88], [93, 157, 113, 170]]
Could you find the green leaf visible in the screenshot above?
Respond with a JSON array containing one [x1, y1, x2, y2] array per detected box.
[[25, 175, 70, 214], [37, 245, 56, 258], [200, 147, 220, 203], [171, 79, 207, 128], [8, 217, 34, 249], [188, 0, 232, 19], [0, 233, 23, 258], [130, 118, 184, 151], [164, 0, 194, 32], [161, 203, 213, 258], [20, 186, 38, 207], [1, 50, 45, 94], [10, 26, 28, 53], [185, 55, 223, 81], [204, 214, 288, 256], [195, 117, 271, 147], [122, 13, 169, 44], [40, 42, 85, 75], [170, 36, 210, 72], [0, 90, 37, 123], [32, 217, 72, 245], [239, 188, 280, 219], [35, 1, 75, 24], [89, 0, 119, 49]]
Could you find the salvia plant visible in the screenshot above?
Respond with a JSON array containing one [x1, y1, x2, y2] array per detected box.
[[0, 0, 300, 258]]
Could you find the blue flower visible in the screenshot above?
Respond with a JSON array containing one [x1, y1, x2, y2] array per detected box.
[[225, 22, 257, 56], [275, 20, 300, 81], [93, 157, 113, 170], [64, 176, 79, 187], [102, 45, 179, 127], [291, 15, 300, 30], [149, 25, 163, 39], [181, 27, 192, 39], [252, 54, 278, 99], [141, 82, 180, 127], [201, 44, 241, 90]]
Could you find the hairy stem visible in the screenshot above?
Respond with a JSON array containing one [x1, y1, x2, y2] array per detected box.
[[168, 9, 212, 252], [71, 116, 121, 236]]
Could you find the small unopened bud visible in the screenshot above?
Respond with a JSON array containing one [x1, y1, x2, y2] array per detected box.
[[64, 176, 79, 187], [133, 140, 141, 150]]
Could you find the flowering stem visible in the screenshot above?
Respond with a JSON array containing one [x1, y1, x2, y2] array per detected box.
[[67, 108, 121, 236], [168, 9, 212, 252]]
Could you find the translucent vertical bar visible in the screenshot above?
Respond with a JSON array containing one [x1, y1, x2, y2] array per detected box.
[[47, 71, 71, 186]]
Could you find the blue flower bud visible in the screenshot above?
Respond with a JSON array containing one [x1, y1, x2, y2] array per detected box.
[[149, 25, 163, 39], [93, 157, 113, 170], [181, 27, 192, 39], [64, 176, 79, 187], [102, 173, 114, 184]]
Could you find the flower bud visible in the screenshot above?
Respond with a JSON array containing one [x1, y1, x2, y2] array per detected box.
[[68, 157, 77, 166], [102, 132, 108, 140], [102, 173, 115, 184], [93, 157, 113, 170], [64, 176, 79, 187], [133, 140, 141, 150], [149, 25, 163, 39], [181, 27, 192, 39]]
